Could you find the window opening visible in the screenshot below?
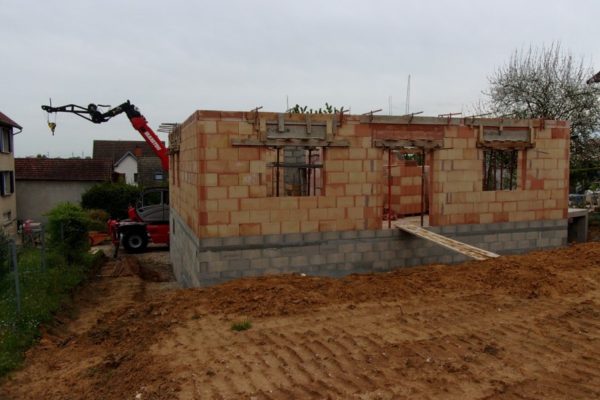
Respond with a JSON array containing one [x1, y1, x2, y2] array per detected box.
[[268, 147, 323, 197], [483, 149, 518, 191], [0, 128, 12, 153], [0, 171, 14, 196]]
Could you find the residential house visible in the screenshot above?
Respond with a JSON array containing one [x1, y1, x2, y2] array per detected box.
[[0, 111, 21, 236], [138, 156, 168, 187], [15, 158, 113, 223], [93, 140, 167, 186]]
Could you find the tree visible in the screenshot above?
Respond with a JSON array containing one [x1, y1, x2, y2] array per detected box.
[[484, 43, 600, 190], [81, 182, 141, 219]]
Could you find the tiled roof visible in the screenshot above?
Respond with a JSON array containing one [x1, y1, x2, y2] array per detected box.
[[93, 140, 162, 161], [15, 158, 113, 181], [0, 111, 22, 129]]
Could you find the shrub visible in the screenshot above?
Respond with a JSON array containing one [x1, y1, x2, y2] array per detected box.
[[81, 183, 141, 219], [45, 203, 90, 264]]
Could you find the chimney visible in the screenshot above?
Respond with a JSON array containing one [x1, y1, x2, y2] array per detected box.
[[133, 145, 142, 158]]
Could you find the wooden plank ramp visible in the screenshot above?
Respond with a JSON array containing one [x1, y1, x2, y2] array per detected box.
[[393, 221, 500, 261]]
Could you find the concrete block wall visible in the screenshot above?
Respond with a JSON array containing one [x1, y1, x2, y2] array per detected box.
[[171, 208, 567, 287]]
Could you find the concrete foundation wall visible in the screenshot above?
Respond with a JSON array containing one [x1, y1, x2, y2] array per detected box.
[[171, 208, 567, 287]]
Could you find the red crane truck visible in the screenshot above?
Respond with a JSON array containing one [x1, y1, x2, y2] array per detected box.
[[41, 101, 170, 254]]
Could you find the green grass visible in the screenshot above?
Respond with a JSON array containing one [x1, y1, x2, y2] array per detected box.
[[231, 320, 252, 332], [0, 247, 103, 377]]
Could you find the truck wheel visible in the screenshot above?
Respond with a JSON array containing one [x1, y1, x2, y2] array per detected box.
[[122, 232, 148, 253]]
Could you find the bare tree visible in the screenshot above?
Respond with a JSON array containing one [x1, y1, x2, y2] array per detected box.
[[484, 43, 600, 189]]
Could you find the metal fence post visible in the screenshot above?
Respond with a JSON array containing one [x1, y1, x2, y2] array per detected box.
[[11, 239, 20, 316], [40, 225, 46, 271]]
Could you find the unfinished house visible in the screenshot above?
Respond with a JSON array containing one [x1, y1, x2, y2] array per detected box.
[[169, 111, 569, 287]]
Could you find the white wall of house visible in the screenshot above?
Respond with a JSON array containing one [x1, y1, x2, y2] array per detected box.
[[114, 153, 138, 185], [16, 180, 97, 223]]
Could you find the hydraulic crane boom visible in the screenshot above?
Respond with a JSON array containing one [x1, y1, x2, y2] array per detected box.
[[41, 101, 169, 171]]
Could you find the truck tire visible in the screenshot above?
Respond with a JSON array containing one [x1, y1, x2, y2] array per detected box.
[[122, 231, 148, 253]]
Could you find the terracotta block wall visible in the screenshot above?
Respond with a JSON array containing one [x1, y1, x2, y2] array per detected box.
[[171, 112, 569, 238], [387, 159, 428, 216], [171, 112, 383, 239], [428, 121, 570, 225]]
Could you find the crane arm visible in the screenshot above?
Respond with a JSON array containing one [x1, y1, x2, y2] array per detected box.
[[41, 100, 169, 171]]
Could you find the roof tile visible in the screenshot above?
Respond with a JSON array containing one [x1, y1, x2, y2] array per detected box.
[[15, 158, 113, 181], [0, 111, 22, 129]]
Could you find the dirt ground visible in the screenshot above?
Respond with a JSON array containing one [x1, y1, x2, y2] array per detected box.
[[1, 243, 599, 399]]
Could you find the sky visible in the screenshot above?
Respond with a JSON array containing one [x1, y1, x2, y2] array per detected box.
[[2, 0, 600, 158]]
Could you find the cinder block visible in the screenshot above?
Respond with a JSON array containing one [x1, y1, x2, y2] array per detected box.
[[355, 241, 374, 252], [345, 252, 362, 263], [244, 235, 264, 246], [271, 257, 289, 268], [339, 243, 355, 253], [327, 253, 345, 263], [358, 230, 376, 239], [283, 233, 304, 244], [227, 259, 250, 270], [290, 255, 309, 266]]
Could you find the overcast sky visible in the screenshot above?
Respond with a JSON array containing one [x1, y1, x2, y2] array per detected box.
[[2, 0, 600, 157]]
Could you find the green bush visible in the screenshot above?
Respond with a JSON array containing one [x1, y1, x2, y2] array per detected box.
[[81, 183, 141, 219], [45, 203, 90, 264]]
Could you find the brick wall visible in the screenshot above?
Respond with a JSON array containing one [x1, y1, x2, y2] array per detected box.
[[171, 112, 384, 239], [169, 111, 570, 287], [388, 159, 427, 216], [428, 121, 569, 225], [170, 112, 569, 238]]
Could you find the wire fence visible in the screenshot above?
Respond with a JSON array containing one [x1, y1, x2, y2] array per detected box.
[[0, 224, 93, 375], [1, 227, 48, 320]]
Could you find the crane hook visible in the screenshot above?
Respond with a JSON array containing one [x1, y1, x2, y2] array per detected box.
[[48, 122, 56, 135], [46, 97, 57, 135]]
